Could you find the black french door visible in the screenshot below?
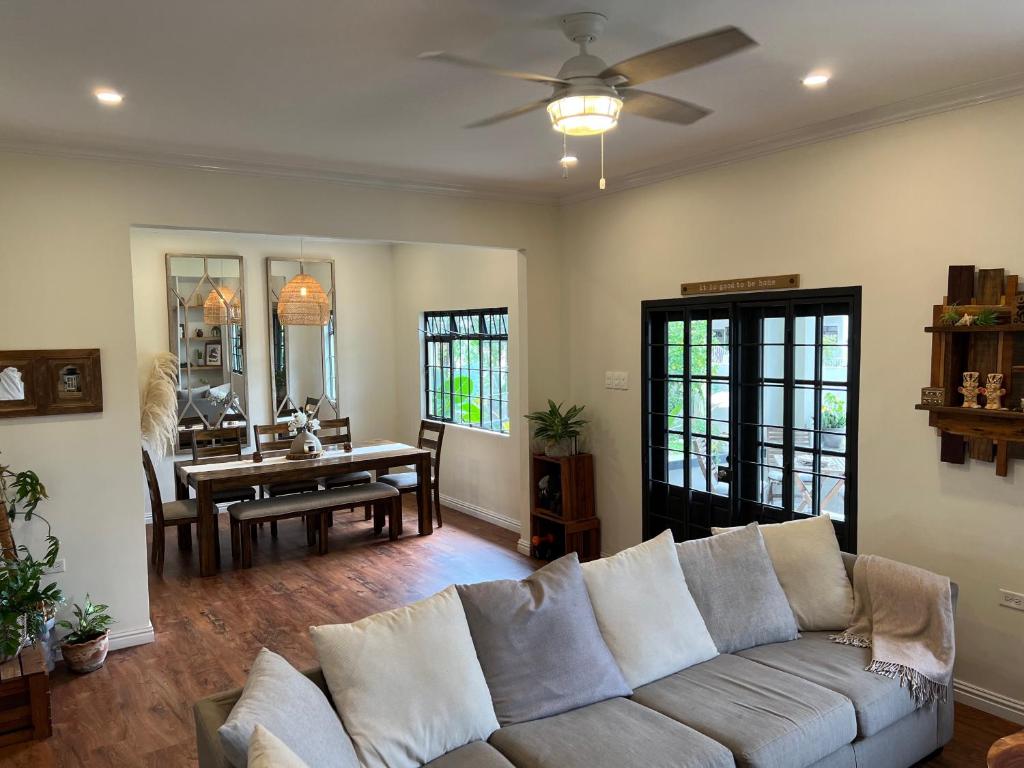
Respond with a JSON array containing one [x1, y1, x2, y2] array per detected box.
[[642, 287, 861, 552]]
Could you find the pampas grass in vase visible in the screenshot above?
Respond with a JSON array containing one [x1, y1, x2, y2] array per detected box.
[[140, 353, 179, 459]]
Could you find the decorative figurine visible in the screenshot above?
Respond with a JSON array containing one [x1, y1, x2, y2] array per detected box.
[[955, 313, 976, 326], [981, 373, 1007, 410], [958, 371, 981, 408]]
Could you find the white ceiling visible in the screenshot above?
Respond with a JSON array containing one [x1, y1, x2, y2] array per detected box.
[[2, 1, 1024, 200]]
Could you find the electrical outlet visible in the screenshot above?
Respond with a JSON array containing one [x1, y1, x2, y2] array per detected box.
[[43, 559, 65, 575], [999, 589, 1024, 611]]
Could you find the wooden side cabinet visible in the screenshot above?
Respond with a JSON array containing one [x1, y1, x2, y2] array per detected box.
[[0, 644, 52, 746], [529, 453, 600, 562]]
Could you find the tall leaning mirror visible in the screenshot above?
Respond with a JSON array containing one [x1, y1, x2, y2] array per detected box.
[[266, 256, 338, 422], [165, 254, 250, 452]]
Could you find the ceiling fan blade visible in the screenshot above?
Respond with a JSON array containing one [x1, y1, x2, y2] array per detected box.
[[621, 90, 711, 125], [464, 99, 552, 129], [600, 26, 756, 86], [419, 51, 569, 86]]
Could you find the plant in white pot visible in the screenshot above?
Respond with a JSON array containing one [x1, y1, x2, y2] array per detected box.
[[525, 400, 588, 457], [58, 596, 114, 673]]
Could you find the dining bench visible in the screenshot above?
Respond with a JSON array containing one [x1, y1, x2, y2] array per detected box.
[[227, 482, 401, 568]]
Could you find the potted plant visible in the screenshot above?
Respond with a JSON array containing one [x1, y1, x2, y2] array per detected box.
[[58, 596, 114, 673], [0, 453, 63, 663], [525, 400, 588, 457], [0, 540, 63, 662], [821, 392, 847, 451]]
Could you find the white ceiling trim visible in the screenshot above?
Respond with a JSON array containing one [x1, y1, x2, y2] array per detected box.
[[0, 134, 559, 207], [561, 70, 1024, 205], [2, 70, 1023, 209]]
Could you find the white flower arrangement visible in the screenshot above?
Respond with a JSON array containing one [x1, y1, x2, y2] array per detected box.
[[287, 411, 320, 435]]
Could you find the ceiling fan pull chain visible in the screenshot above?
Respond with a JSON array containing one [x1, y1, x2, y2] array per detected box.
[[599, 133, 606, 190]]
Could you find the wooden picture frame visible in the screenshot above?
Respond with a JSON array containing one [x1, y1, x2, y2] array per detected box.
[[0, 349, 103, 418], [204, 341, 222, 366]]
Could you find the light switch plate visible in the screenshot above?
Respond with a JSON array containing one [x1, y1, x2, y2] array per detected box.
[[999, 589, 1024, 611], [605, 371, 629, 390]]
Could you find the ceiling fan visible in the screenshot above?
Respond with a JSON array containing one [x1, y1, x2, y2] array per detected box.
[[419, 12, 757, 186]]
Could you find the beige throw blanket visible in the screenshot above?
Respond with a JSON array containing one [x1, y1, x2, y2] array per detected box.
[[831, 554, 954, 706]]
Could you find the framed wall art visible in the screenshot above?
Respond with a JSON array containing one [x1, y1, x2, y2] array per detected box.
[[0, 349, 103, 418]]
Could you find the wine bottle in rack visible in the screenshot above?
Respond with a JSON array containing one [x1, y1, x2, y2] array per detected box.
[[531, 533, 556, 560]]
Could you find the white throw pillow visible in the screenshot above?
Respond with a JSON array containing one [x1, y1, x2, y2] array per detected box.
[[248, 725, 309, 768], [581, 529, 718, 688], [712, 515, 853, 631], [310, 585, 499, 768]]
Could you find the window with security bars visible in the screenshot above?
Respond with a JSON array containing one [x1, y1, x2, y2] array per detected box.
[[424, 308, 510, 434], [642, 288, 860, 552]]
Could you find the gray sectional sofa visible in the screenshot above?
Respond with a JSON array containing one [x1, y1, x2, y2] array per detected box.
[[195, 554, 956, 768]]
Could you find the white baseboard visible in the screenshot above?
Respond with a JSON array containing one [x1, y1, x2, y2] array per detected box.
[[108, 621, 156, 651], [955, 679, 1024, 725], [517, 538, 531, 556], [439, 494, 520, 533]]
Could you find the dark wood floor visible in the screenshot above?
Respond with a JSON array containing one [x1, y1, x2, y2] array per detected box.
[[1, 501, 1018, 766]]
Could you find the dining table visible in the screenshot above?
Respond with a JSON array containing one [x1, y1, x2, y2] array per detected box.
[[174, 440, 432, 576]]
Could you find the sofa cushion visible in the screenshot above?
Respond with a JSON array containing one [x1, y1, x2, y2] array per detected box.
[[713, 515, 853, 631], [217, 648, 358, 768], [676, 524, 799, 653], [247, 725, 309, 768], [457, 553, 631, 725], [581, 530, 718, 688], [424, 741, 517, 768], [738, 632, 919, 738], [488, 697, 735, 768], [631, 654, 856, 768], [311, 585, 499, 768]]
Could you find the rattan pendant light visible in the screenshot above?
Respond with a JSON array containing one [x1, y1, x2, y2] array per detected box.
[[203, 286, 241, 325], [278, 268, 330, 326]]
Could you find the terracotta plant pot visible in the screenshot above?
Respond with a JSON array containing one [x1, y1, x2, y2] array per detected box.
[[61, 630, 109, 674]]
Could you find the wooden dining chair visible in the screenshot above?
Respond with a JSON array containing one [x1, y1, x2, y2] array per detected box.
[[317, 417, 373, 522], [379, 420, 445, 527], [253, 422, 321, 540], [190, 426, 257, 505], [142, 448, 218, 575]]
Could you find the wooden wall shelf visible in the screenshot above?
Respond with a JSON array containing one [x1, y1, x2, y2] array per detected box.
[[918, 265, 1024, 476], [925, 324, 1024, 334]]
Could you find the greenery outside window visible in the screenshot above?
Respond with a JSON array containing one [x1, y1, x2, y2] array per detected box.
[[424, 308, 509, 433]]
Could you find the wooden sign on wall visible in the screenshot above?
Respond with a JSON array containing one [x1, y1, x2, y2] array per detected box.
[[681, 273, 800, 296], [0, 349, 103, 418]]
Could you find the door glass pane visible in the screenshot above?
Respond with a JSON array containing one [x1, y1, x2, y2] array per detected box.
[[762, 345, 784, 379], [668, 344, 686, 376], [690, 345, 707, 376], [667, 320, 685, 344], [711, 318, 730, 345], [793, 385, 818, 431], [794, 315, 817, 344], [794, 345, 816, 381], [762, 385, 784, 427], [668, 450, 685, 487], [763, 316, 785, 344], [821, 388, 848, 435], [690, 382, 708, 418], [710, 344, 730, 377]]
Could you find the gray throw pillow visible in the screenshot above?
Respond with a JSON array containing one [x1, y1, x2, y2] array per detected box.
[[218, 648, 359, 768], [676, 524, 799, 653], [457, 553, 632, 725]]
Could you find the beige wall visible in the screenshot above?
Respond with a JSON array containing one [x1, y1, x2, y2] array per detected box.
[[560, 94, 1024, 717], [391, 243, 525, 530], [0, 151, 563, 648]]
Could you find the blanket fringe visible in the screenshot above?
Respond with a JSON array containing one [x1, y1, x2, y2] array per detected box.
[[865, 660, 948, 706], [829, 631, 871, 648]]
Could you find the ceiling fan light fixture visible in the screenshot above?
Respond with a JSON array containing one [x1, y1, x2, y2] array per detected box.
[[547, 93, 622, 136], [802, 71, 831, 88]]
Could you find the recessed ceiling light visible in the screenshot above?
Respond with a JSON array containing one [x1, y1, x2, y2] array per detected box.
[[802, 72, 830, 88], [94, 89, 124, 105]]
